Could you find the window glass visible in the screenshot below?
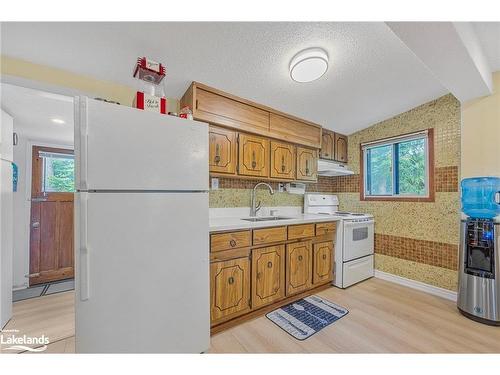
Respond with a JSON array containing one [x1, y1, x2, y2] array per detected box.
[[366, 145, 393, 196], [397, 138, 426, 195], [40, 152, 75, 193]]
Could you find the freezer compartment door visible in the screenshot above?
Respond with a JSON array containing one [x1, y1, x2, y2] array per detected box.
[[75, 97, 208, 191], [75, 192, 209, 353], [342, 255, 374, 288]]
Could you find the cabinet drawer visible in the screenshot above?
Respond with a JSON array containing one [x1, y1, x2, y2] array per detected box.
[[315, 222, 337, 236], [288, 224, 315, 240], [211, 230, 252, 252], [253, 226, 287, 245]]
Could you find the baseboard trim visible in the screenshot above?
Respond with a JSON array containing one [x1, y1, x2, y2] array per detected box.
[[374, 270, 457, 301]]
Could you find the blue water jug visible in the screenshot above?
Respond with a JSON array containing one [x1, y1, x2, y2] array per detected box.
[[461, 177, 500, 219]]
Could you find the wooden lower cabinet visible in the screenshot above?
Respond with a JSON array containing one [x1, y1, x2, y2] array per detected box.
[[251, 245, 285, 309], [313, 242, 334, 285], [286, 241, 312, 296], [210, 257, 251, 324]]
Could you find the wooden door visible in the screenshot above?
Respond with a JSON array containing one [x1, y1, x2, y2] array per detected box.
[[238, 133, 269, 177], [209, 126, 237, 175], [210, 257, 251, 324], [251, 245, 285, 308], [313, 241, 334, 285], [320, 130, 334, 160], [29, 146, 74, 285], [270, 141, 295, 180], [334, 133, 348, 163], [296, 147, 318, 181], [286, 241, 312, 296]]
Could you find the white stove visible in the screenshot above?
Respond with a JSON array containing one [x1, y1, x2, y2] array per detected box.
[[304, 193, 374, 288]]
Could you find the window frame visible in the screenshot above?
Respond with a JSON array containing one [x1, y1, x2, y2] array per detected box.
[[359, 128, 435, 202]]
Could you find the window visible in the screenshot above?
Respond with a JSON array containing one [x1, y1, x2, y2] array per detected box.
[[361, 129, 434, 201], [39, 150, 75, 193]]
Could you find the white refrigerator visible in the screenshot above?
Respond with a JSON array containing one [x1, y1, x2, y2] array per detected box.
[[74, 97, 210, 353], [0, 109, 14, 329]]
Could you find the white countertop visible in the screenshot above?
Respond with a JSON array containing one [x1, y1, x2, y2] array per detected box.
[[209, 213, 341, 232]]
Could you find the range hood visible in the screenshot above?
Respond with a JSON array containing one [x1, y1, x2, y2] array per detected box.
[[317, 159, 354, 176]]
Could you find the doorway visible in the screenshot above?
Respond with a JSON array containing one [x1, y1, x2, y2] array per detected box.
[[29, 145, 75, 286]]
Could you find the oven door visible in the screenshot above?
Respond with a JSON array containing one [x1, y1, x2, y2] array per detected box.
[[343, 219, 374, 261]]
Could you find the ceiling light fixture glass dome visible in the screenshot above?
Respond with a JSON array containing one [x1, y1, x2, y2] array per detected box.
[[289, 48, 329, 83]]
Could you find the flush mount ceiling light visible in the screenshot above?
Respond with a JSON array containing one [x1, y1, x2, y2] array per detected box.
[[289, 48, 329, 83], [51, 118, 66, 124]]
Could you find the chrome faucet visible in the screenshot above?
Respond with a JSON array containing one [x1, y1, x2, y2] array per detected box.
[[250, 182, 274, 217]]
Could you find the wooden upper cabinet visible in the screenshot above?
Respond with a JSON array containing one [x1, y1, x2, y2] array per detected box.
[[269, 113, 322, 149], [270, 141, 296, 180], [334, 133, 348, 163], [313, 242, 334, 285], [238, 133, 270, 177], [251, 245, 285, 309], [209, 126, 237, 175], [194, 88, 270, 134], [296, 147, 318, 181], [286, 241, 312, 296], [181, 83, 323, 149], [320, 129, 335, 160], [210, 257, 251, 324]]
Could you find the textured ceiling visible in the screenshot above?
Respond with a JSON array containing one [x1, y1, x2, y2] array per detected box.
[[0, 22, 455, 134], [472, 22, 500, 72]]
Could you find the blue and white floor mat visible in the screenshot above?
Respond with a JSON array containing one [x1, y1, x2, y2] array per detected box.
[[266, 295, 348, 340]]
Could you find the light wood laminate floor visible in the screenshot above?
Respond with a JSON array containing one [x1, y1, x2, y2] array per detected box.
[[2, 278, 500, 354]]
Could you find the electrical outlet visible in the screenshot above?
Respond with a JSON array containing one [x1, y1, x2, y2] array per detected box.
[[211, 178, 219, 190], [278, 183, 284, 192]]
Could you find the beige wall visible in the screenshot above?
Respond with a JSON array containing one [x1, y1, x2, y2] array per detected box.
[[1, 55, 179, 111], [461, 71, 500, 178]]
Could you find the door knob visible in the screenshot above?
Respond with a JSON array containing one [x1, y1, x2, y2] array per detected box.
[[32, 222, 40, 229]]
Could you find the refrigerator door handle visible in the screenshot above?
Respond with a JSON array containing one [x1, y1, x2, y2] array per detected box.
[[80, 247, 90, 301], [79, 193, 90, 301]]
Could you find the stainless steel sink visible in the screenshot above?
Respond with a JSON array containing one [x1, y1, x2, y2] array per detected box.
[[241, 216, 294, 222]]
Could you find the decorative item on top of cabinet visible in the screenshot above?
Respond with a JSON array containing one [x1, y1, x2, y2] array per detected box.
[[286, 241, 312, 296], [251, 245, 285, 309], [209, 126, 237, 175], [320, 129, 335, 160], [238, 133, 270, 177], [334, 133, 348, 163], [270, 141, 296, 180], [313, 242, 334, 285], [296, 147, 318, 181], [210, 257, 251, 324]]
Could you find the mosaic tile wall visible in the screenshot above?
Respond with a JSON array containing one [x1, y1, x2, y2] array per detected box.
[[339, 94, 461, 291]]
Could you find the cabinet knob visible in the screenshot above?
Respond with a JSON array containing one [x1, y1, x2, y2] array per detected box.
[[267, 261, 273, 268], [322, 254, 327, 260], [229, 239, 236, 247], [251, 151, 256, 169], [228, 277, 235, 285], [298, 255, 303, 261]]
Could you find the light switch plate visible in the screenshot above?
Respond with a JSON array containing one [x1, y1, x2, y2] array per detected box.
[[211, 178, 219, 190]]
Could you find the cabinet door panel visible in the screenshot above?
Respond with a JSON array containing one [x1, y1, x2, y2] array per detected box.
[[251, 245, 285, 309], [334, 133, 348, 163], [211, 257, 251, 324], [238, 134, 270, 177], [320, 130, 334, 160], [196, 88, 270, 134], [270, 141, 296, 180], [296, 147, 318, 181], [313, 242, 334, 285], [286, 241, 312, 296], [209, 126, 237, 175], [269, 113, 322, 148]]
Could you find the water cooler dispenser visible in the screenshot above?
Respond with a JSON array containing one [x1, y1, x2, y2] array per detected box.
[[457, 177, 500, 325]]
